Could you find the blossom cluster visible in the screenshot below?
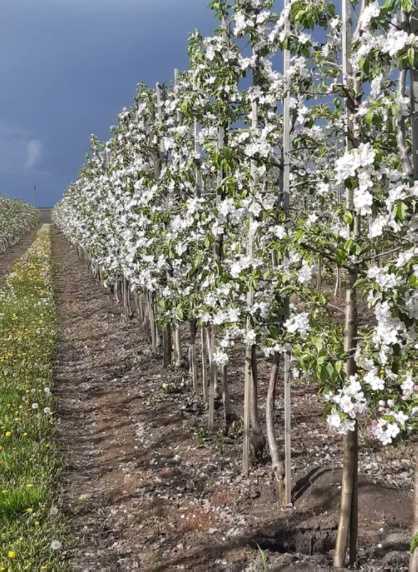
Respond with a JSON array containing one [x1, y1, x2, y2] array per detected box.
[[0, 196, 39, 253]]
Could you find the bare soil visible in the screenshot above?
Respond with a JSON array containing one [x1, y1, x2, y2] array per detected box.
[[51, 228, 414, 572], [38, 208, 52, 224]]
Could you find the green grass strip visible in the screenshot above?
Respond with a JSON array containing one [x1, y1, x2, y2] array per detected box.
[[0, 225, 66, 571]]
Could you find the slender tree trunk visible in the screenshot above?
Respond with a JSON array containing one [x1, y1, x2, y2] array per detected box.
[[242, 88, 258, 475], [207, 326, 216, 431], [334, 270, 359, 568], [334, 0, 360, 564], [163, 324, 172, 368], [242, 224, 255, 474], [142, 297, 149, 330], [334, 267, 342, 298], [265, 0, 290, 485], [122, 278, 132, 317], [398, 69, 413, 176], [189, 320, 198, 391], [250, 346, 265, 457], [317, 256, 322, 290], [242, 339, 252, 475], [114, 279, 119, 304], [137, 293, 144, 321], [335, 424, 358, 568], [122, 276, 127, 312], [134, 292, 140, 318], [221, 364, 231, 432], [173, 325, 181, 367], [201, 327, 208, 402], [266, 353, 285, 501], [284, 349, 292, 506], [148, 293, 157, 352], [155, 319, 161, 350]]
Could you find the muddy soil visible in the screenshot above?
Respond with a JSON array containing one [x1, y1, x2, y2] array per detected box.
[[0, 226, 40, 283], [51, 228, 414, 572]]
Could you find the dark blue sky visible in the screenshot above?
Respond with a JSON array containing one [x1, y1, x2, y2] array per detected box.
[[0, 0, 213, 207]]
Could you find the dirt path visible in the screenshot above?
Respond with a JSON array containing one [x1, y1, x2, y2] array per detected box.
[[0, 227, 39, 283], [51, 229, 414, 571]]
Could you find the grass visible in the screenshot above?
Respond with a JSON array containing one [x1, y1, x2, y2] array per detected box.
[[0, 225, 66, 571]]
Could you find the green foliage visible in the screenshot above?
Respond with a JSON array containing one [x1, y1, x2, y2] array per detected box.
[[290, 0, 336, 28], [295, 321, 346, 392]]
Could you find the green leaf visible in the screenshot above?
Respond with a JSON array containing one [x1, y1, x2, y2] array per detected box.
[[344, 238, 354, 255], [335, 361, 344, 375], [400, 0, 413, 12], [407, 47, 415, 68], [175, 305, 184, 321], [394, 201, 408, 222], [342, 211, 353, 226], [382, 0, 398, 13], [336, 248, 347, 266], [326, 362, 336, 381]]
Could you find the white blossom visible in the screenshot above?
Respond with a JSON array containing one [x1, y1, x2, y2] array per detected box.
[[212, 350, 229, 367], [284, 312, 310, 337], [364, 369, 385, 391]]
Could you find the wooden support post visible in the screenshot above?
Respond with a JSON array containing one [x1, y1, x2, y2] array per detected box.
[[282, 0, 291, 216], [207, 326, 216, 431], [242, 62, 259, 475], [201, 327, 208, 401], [410, 16, 418, 572], [284, 348, 292, 507], [412, 11, 418, 179], [173, 325, 182, 368]]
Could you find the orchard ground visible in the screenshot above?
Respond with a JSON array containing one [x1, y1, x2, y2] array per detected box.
[[0, 228, 39, 284], [47, 226, 414, 571]]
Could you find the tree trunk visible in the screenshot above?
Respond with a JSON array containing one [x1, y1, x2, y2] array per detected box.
[[173, 325, 181, 367], [207, 326, 216, 431], [266, 353, 285, 502], [163, 324, 172, 368], [201, 327, 208, 402], [334, 0, 360, 564], [189, 320, 198, 392], [221, 364, 231, 432], [317, 256, 322, 291], [242, 340, 252, 475], [114, 279, 120, 304], [284, 349, 292, 507], [335, 424, 358, 568], [334, 266, 343, 298], [250, 346, 265, 457], [122, 277, 127, 312], [334, 271, 359, 568], [148, 294, 157, 352]]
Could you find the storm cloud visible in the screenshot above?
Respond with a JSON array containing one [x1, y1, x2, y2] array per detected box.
[[0, 0, 213, 206]]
